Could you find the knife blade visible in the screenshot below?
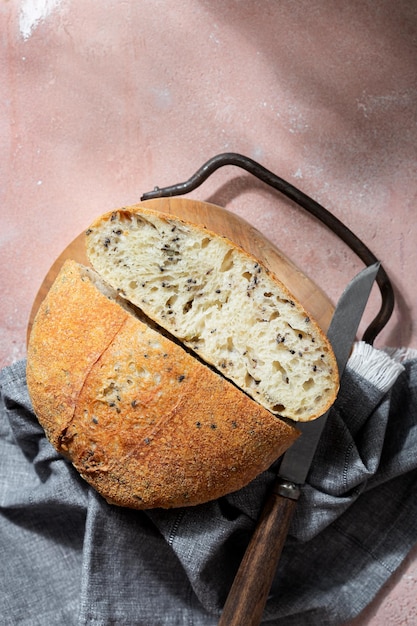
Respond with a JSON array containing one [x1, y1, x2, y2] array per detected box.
[[218, 262, 380, 626]]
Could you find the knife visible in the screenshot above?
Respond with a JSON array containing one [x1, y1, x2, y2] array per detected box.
[[218, 262, 380, 626]]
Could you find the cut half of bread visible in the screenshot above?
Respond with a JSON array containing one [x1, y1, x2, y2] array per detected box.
[[26, 259, 299, 509], [86, 205, 339, 422]]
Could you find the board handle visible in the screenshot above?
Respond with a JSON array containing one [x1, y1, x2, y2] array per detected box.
[[141, 152, 394, 345]]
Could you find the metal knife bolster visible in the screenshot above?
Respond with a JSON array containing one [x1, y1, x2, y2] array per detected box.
[[273, 480, 302, 501], [276, 262, 381, 489]]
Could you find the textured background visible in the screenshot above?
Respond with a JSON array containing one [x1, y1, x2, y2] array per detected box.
[[1, 1, 416, 622]]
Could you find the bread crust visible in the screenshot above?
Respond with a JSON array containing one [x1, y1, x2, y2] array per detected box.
[[27, 260, 299, 509]]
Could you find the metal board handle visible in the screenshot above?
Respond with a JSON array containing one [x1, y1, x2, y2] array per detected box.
[[141, 152, 394, 343]]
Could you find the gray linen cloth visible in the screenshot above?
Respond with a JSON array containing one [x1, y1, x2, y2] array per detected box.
[[1, 342, 417, 626]]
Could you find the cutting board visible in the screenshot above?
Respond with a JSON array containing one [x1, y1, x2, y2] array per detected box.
[[27, 198, 334, 340]]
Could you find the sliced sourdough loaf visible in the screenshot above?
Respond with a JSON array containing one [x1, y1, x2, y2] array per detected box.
[[26, 259, 299, 509], [86, 205, 339, 422]]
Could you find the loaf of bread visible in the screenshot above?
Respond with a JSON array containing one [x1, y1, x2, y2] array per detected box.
[[86, 205, 339, 422], [27, 202, 340, 510], [26, 260, 299, 509]]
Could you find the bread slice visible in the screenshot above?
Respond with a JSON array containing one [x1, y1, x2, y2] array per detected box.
[[26, 260, 299, 509], [86, 205, 339, 422]]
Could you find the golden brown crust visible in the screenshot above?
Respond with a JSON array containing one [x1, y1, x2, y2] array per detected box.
[[26, 259, 128, 449], [27, 260, 299, 509]]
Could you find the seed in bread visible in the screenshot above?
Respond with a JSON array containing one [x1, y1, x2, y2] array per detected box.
[[26, 260, 299, 509], [86, 206, 339, 422]]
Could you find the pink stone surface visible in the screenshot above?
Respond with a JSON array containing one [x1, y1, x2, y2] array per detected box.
[[1, 1, 416, 622]]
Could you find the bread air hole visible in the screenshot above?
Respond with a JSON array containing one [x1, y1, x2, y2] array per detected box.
[[272, 360, 289, 383], [184, 334, 203, 346], [166, 294, 178, 307], [245, 372, 261, 388], [303, 378, 315, 391], [202, 298, 225, 312], [201, 237, 211, 249], [272, 403, 286, 413], [220, 249, 234, 272], [183, 299, 194, 314]]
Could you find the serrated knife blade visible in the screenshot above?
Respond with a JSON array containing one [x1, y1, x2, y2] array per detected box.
[[218, 262, 380, 626]]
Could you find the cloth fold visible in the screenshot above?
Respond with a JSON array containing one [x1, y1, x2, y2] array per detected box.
[[1, 342, 417, 625]]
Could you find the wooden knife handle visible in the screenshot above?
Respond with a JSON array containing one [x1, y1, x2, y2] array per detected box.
[[218, 481, 299, 626]]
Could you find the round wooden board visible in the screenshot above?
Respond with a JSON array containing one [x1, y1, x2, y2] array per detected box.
[[27, 198, 334, 343]]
